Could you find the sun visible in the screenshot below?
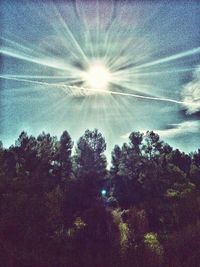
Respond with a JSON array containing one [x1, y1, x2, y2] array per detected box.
[[82, 60, 111, 91]]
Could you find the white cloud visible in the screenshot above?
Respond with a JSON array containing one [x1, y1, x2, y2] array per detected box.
[[155, 121, 200, 138], [120, 121, 200, 139], [120, 133, 131, 139], [182, 65, 200, 114]]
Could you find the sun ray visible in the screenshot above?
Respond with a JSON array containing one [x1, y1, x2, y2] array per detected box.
[[0, 47, 77, 72], [50, 3, 89, 64], [131, 47, 200, 71]]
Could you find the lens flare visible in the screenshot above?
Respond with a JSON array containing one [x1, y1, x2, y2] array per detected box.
[[82, 60, 111, 91]]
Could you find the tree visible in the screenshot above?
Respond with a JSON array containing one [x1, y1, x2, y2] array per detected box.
[[190, 163, 200, 190], [35, 132, 59, 191], [0, 129, 200, 267], [70, 129, 107, 213], [111, 133, 144, 207], [55, 131, 73, 181], [111, 145, 121, 176], [167, 149, 191, 174], [15, 132, 38, 174], [193, 149, 200, 167], [74, 129, 107, 179], [143, 131, 163, 159], [129, 131, 143, 155]]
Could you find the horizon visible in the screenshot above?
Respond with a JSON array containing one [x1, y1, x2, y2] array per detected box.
[[1, 128, 199, 168]]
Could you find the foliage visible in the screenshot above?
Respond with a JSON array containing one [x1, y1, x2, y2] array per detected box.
[[0, 130, 200, 267]]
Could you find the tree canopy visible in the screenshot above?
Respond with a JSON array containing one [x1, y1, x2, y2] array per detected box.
[[0, 129, 200, 267]]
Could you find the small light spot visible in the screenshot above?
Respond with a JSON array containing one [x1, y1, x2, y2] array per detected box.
[[101, 189, 107, 196]]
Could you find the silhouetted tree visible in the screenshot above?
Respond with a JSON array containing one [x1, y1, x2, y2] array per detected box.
[[111, 145, 121, 176], [143, 131, 163, 159], [75, 129, 107, 178], [55, 130, 73, 181], [0, 129, 200, 267]]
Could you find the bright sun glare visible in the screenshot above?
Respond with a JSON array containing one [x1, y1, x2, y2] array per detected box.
[[83, 61, 111, 91]]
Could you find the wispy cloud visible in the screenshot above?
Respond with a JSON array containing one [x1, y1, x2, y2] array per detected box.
[[182, 65, 200, 114], [121, 121, 200, 139], [154, 121, 200, 138]]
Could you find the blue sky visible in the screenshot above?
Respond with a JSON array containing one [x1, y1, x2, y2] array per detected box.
[[0, 0, 200, 158]]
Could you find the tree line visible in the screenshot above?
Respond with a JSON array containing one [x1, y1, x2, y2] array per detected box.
[[0, 129, 200, 267]]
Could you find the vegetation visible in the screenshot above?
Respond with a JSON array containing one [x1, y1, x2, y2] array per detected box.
[[0, 129, 200, 267]]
